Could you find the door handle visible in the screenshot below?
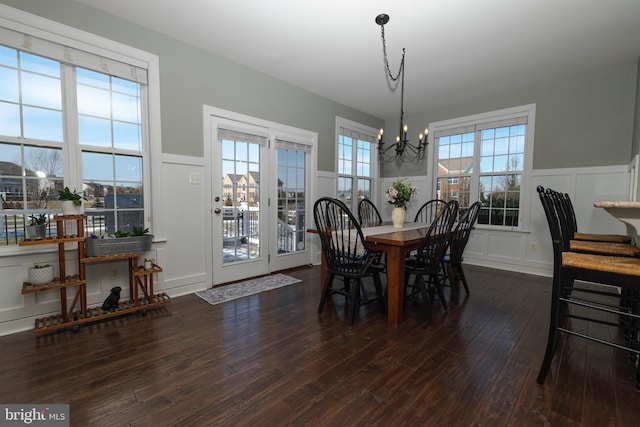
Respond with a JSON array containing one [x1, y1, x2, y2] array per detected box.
[[214, 208, 221, 214]]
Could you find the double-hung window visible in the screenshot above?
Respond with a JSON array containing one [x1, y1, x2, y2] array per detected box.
[[336, 117, 378, 212], [0, 19, 155, 247], [433, 104, 535, 228]]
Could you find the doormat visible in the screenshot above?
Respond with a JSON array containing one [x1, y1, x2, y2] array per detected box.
[[195, 274, 302, 305]]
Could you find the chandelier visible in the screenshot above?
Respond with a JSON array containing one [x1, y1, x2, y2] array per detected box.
[[375, 13, 428, 162]]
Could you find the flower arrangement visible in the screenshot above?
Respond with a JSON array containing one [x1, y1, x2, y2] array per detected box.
[[385, 178, 418, 209]]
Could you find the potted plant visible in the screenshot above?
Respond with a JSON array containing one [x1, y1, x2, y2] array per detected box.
[[25, 213, 47, 240], [144, 258, 155, 270], [85, 225, 153, 257], [58, 187, 85, 216], [27, 263, 55, 286]]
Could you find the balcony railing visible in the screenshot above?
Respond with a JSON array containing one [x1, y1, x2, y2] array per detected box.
[[1, 212, 109, 246]]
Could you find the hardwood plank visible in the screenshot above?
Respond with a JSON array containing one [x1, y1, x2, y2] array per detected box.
[[0, 264, 637, 426]]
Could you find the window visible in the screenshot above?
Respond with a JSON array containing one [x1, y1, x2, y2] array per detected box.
[[433, 104, 535, 228], [336, 118, 378, 211], [276, 138, 311, 255], [0, 17, 157, 247]]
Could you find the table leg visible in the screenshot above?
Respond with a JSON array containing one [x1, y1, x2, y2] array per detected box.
[[385, 246, 405, 327]]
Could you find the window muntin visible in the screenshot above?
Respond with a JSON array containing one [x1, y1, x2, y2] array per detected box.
[[77, 68, 142, 151], [437, 132, 474, 211], [277, 148, 306, 254], [478, 125, 524, 226], [0, 44, 148, 245], [78, 67, 144, 235], [337, 127, 375, 211], [434, 108, 532, 227], [0, 48, 63, 142]]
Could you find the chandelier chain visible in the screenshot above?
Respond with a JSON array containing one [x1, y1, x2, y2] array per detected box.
[[375, 13, 427, 162], [380, 24, 404, 82]]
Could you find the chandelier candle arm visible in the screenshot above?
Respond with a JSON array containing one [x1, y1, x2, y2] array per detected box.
[[375, 13, 429, 162]]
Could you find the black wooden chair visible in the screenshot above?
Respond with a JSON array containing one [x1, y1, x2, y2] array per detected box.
[[404, 200, 458, 320], [356, 198, 386, 301], [548, 190, 639, 256], [536, 186, 640, 389], [414, 199, 447, 223], [442, 201, 482, 295], [357, 198, 383, 227], [313, 197, 385, 328], [561, 190, 631, 244]]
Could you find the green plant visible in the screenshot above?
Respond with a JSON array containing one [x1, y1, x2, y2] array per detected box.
[[58, 187, 85, 206], [33, 264, 51, 269], [144, 258, 155, 263], [113, 230, 130, 238], [28, 213, 47, 226], [132, 226, 150, 236]]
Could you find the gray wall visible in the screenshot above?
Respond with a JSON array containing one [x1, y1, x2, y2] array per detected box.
[[633, 57, 640, 166], [1, 0, 383, 173], [3, 1, 638, 179], [382, 63, 638, 177]]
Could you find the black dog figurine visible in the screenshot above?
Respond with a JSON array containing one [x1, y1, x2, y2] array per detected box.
[[102, 286, 122, 312]]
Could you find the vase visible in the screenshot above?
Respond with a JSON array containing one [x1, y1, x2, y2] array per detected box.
[[392, 207, 406, 228]]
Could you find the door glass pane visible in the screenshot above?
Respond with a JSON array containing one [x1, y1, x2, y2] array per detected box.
[[221, 138, 261, 264], [277, 148, 306, 255]]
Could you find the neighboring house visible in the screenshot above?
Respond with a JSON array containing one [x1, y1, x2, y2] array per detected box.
[[436, 158, 473, 205], [222, 172, 261, 206]]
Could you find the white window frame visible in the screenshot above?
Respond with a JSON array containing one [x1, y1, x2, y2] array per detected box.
[[429, 104, 536, 231], [0, 4, 163, 254], [335, 117, 379, 212]]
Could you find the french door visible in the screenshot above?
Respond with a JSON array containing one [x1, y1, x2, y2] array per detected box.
[[208, 110, 315, 285], [211, 118, 269, 284]]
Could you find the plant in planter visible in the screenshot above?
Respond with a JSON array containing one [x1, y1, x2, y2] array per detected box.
[[144, 258, 155, 270], [58, 187, 86, 216], [132, 226, 149, 236], [28, 263, 55, 286], [25, 213, 48, 240], [85, 225, 153, 257]]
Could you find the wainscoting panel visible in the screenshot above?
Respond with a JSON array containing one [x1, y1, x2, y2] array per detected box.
[[0, 265, 25, 313], [161, 155, 210, 293], [464, 165, 628, 276], [486, 233, 525, 261]]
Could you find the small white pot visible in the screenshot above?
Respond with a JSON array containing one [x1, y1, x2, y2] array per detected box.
[[144, 261, 153, 270], [61, 200, 82, 216], [28, 265, 55, 286]]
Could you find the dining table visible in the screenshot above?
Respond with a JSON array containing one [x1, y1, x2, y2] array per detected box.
[[594, 201, 640, 244], [309, 222, 459, 327]]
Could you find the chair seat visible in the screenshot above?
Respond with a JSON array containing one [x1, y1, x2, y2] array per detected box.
[[562, 251, 640, 276], [573, 231, 631, 244], [569, 240, 640, 257]]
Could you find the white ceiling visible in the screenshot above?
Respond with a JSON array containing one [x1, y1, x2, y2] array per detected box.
[[74, 0, 640, 120]]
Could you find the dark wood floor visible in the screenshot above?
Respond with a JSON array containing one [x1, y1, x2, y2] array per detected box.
[[1, 264, 639, 426]]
